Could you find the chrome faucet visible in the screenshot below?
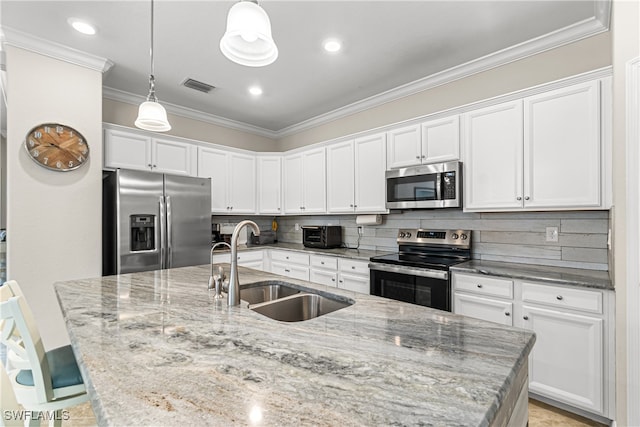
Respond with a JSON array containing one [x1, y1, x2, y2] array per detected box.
[[228, 220, 260, 306], [208, 242, 231, 300]]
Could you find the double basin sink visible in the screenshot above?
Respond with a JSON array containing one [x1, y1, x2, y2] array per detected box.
[[240, 281, 354, 322]]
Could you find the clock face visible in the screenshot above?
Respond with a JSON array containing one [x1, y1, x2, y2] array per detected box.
[[24, 123, 89, 171]]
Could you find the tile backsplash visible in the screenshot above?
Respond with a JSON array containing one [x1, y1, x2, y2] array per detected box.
[[213, 209, 609, 271]]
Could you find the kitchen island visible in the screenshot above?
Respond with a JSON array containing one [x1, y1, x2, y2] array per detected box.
[[54, 265, 535, 426]]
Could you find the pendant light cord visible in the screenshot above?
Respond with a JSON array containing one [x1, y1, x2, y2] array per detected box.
[[147, 0, 157, 102]]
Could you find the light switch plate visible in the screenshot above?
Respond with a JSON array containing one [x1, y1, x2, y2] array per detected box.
[[545, 226, 559, 242]]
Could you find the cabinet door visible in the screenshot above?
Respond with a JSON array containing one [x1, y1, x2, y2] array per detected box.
[[104, 129, 151, 171], [257, 156, 282, 214], [302, 147, 327, 213], [327, 141, 355, 213], [463, 100, 524, 210], [152, 138, 194, 176], [283, 153, 303, 214], [197, 147, 228, 212], [453, 293, 513, 326], [522, 305, 604, 414], [310, 269, 338, 287], [338, 273, 370, 294], [354, 133, 387, 213], [228, 153, 256, 213], [421, 116, 460, 163], [387, 124, 422, 168], [524, 81, 601, 208]]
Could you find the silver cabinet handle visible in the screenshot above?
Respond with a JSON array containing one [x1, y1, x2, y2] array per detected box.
[[476, 284, 483, 288], [524, 196, 530, 200], [166, 195, 173, 268], [505, 311, 511, 316], [523, 315, 529, 320], [416, 155, 420, 159], [351, 266, 356, 269], [148, 164, 152, 168], [350, 204, 353, 207], [556, 295, 563, 301], [331, 278, 336, 282], [284, 269, 290, 273], [421, 155, 426, 159], [320, 261, 325, 265], [516, 196, 522, 201]]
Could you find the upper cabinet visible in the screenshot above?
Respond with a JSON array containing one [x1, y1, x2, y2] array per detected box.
[[104, 128, 195, 176], [257, 156, 282, 215], [327, 132, 387, 213], [283, 147, 326, 214], [386, 116, 460, 169], [198, 146, 256, 214], [464, 80, 605, 212]]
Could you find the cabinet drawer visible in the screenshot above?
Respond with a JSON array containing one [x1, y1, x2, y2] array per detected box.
[[310, 254, 338, 270], [237, 251, 263, 263], [338, 258, 369, 276], [453, 273, 513, 299], [522, 282, 603, 314], [271, 261, 310, 281], [270, 250, 309, 266], [310, 269, 338, 287]]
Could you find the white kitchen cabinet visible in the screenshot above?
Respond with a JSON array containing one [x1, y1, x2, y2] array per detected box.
[[310, 254, 339, 287], [104, 128, 194, 176], [257, 156, 282, 215], [269, 250, 310, 281], [386, 117, 460, 169], [463, 100, 524, 210], [452, 271, 614, 419], [327, 133, 387, 214], [464, 81, 603, 212], [338, 258, 370, 294], [523, 81, 601, 209], [283, 147, 326, 214], [198, 146, 256, 214]]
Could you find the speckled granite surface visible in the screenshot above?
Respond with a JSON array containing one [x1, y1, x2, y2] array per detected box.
[[451, 260, 613, 290], [54, 265, 535, 426]]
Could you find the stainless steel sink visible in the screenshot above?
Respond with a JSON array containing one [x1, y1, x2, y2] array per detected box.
[[240, 281, 301, 304], [248, 292, 353, 322]]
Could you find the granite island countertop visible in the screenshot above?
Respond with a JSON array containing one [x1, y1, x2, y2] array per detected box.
[[218, 242, 390, 261], [54, 265, 535, 426]]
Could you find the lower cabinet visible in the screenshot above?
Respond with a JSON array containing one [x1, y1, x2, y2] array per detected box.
[[269, 249, 310, 281], [452, 272, 614, 420], [309, 255, 370, 294]]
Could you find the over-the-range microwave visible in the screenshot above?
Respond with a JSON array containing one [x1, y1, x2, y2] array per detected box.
[[385, 161, 462, 209]]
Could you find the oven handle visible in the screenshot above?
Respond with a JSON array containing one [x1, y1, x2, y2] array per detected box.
[[368, 262, 448, 280]]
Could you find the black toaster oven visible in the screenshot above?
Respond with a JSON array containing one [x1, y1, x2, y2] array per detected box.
[[302, 226, 342, 249]]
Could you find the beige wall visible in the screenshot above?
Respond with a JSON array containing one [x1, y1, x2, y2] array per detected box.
[[103, 98, 279, 152], [277, 32, 612, 151], [611, 0, 640, 425], [6, 46, 103, 349]]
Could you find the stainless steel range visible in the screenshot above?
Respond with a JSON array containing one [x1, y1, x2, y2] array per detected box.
[[369, 229, 471, 311]]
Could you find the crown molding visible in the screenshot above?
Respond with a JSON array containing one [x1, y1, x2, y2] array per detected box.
[[1, 26, 114, 74], [276, 10, 611, 138], [102, 87, 279, 139]]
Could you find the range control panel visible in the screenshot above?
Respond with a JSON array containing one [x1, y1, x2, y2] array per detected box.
[[397, 228, 471, 248]]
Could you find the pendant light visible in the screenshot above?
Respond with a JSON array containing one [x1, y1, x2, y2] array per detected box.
[[135, 0, 171, 132], [220, 0, 278, 67]]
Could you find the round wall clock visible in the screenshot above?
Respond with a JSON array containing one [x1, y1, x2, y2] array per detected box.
[[24, 123, 89, 171]]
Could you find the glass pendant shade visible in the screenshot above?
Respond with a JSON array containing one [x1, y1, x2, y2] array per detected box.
[[135, 99, 171, 132], [220, 1, 278, 67]]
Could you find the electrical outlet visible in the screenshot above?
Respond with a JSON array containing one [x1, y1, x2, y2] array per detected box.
[[357, 226, 363, 236], [545, 226, 559, 242], [295, 223, 300, 231]]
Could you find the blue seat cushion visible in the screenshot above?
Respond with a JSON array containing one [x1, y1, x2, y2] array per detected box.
[[16, 345, 84, 389]]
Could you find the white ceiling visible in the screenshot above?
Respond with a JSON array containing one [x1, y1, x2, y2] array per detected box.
[[1, 1, 609, 137]]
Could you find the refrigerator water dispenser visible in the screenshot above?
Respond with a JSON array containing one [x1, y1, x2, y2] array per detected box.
[[130, 215, 155, 252]]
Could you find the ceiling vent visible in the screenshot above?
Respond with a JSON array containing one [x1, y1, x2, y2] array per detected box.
[[181, 78, 215, 94]]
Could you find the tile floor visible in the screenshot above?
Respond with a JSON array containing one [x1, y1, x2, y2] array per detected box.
[[55, 399, 605, 426]]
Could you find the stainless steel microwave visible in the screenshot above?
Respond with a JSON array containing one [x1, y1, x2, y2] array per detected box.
[[386, 161, 462, 209]]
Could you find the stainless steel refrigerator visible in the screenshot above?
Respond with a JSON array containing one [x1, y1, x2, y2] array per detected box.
[[103, 169, 211, 275]]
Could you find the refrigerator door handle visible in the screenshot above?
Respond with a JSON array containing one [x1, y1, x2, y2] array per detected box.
[[166, 195, 173, 269], [159, 196, 167, 269]]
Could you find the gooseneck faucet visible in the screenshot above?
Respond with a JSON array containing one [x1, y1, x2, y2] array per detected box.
[[208, 242, 231, 299], [228, 220, 260, 306]]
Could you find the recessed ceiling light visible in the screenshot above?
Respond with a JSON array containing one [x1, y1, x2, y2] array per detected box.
[[323, 39, 341, 53], [68, 18, 97, 36], [249, 86, 263, 96]]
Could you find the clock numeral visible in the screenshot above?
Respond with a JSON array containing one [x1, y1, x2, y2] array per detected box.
[[78, 138, 84, 145], [81, 148, 88, 155], [44, 126, 51, 134], [43, 157, 49, 165], [34, 131, 42, 139], [77, 155, 85, 162], [28, 139, 36, 147], [56, 126, 64, 134], [32, 149, 40, 158], [56, 161, 62, 169], [68, 161, 74, 168], [69, 130, 74, 137]]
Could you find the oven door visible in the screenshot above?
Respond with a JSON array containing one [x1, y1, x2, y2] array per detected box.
[[369, 263, 451, 311]]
